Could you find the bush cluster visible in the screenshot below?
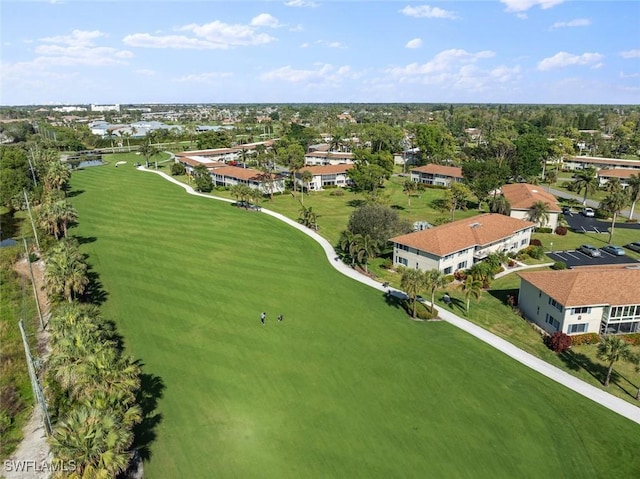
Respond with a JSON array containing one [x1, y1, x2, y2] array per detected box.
[[555, 226, 568, 235], [551, 261, 567, 270], [330, 189, 345, 196], [517, 245, 545, 260], [530, 239, 543, 247], [622, 333, 640, 346], [570, 333, 600, 346], [545, 332, 572, 353], [401, 299, 438, 320], [535, 227, 553, 234]]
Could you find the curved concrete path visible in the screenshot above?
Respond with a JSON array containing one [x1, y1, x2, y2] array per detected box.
[[138, 167, 640, 425]]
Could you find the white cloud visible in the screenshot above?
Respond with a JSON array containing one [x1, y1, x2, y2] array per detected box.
[[173, 72, 233, 82], [299, 40, 346, 49], [537, 51, 604, 70], [551, 18, 591, 28], [620, 71, 640, 79], [135, 69, 156, 76], [250, 13, 281, 28], [123, 19, 276, 50], [388, 49, 495, 78], [261, 63, 358, 85], [284, 0, 318, 7], [405, 38, 422, 49], [400, 5, 457, 19], [41, 29, 106, 46], [501, 0, 564, 13], [620, 49, 640, 59]]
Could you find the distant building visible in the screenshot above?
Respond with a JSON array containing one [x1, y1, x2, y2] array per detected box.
[[304, 151, 354, 166], [597, 168, 638, 188], [296, 164, 353, 191], [390, 213, 534, 274], [410, 164, 463, 187], [563, 156, 640, 172], [91, 104, 120, 112]]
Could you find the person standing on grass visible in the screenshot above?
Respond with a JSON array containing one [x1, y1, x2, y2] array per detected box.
[[277, 314, 283, 322], [261, 312, 266, 324]]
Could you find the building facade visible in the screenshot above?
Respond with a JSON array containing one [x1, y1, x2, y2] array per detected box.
[[410, 164, 463, 187], [501, 183, 562, 230], [295, 164, 353, 191]]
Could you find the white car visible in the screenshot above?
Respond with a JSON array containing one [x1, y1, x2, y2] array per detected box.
[[582, 207, 595, 217]]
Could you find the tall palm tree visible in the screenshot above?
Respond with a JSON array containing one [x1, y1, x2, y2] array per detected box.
[[44, 241, 89, 302], [339, 230, 359, 266], [353, 233, 379, 273], [44, 160, 71, 193], [596, 335, 635, 386], [425, 269, 447, 315], [300, 169, 313, 204], [138, 140, 158, 167], [626, 173, 640, 221], [489, 195, 511, 215], [54, 199, 78, 238], [528, 200, 551, 227], [599, 187, 630, 243], [458, 274, 483, 314], [400, 267, 428, 318], [571, 167, 598, 205]]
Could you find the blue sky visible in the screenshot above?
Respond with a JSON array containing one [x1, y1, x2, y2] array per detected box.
[[2, 1, 639, 105]]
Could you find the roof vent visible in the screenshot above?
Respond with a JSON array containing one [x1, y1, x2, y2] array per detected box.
[[532, 189, 538, 193], [469, 222, 481, 228], [624, 265, 640, 270]]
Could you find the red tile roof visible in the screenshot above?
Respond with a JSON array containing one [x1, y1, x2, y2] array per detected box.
[[411, 164, 463, 179], [518, 267, 640, 307], [210, 166, 262, 181], [299, 164, 353, 175], [597, 169, 638, 179], [391, 213, 534, 257], [501, 183, 561, 212]]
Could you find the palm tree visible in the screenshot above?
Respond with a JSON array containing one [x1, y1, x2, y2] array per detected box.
[[458, 274, 483, 314], [54, 199, 78, 238], [400, 267, 427, 318], [528, 200, 551, 227], [353, 233, 379, 273], [300, 169, 313, 204], [403, 179, 417, 207], [44, 241, 89, 302], [572, 167, 598, 205], [599, 187, 630, 243], [339, 230, 359, 266], [425, 269, 447, 315], [50, 406, 134, 478], [44, 160, 71, 193], [596, 335, 635, 386], [138, 141, 158, 167], [298, 205, 319, 230], [489, 195, 511, 215], [626, 173, 640, 221]]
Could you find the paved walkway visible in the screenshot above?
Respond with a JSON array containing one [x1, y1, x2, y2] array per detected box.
[[138, 167, 640, 425]]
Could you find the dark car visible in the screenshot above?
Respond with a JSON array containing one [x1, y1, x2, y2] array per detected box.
[[601, 245, 626, 256], [578, 244, 602, 257], [562, 206, 571, 215], [625, 242, 640, 253]]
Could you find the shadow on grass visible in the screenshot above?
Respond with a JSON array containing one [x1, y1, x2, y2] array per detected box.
[[390, 204, 405, 211], [82, 268, 109, 306], [67, 189, 84, 198], [346, 199, 366, 208], [72, 235, 97, 245], [488, 288, 519, 305], [132, 371, 165, 462]]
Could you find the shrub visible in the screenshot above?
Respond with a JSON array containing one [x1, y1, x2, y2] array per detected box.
[[170, 162, 186, 176], [561, 181, 573, 189], [545, 332, 572, 353], [595, 208, 608, 220], [526, 245, 545, 259], [551, 261, 567, 270], [381, 258, 392, 269], [571, 333, 600, 346], [329, 189, 345, 196], [555, 226, 568, 236], [530, 239, 543, 247], [622, 333, 640, 346], [535, 227, 553, 234], [443, 274, 455, 283], [453, 269, 467, 281], [401, 299, 437, 320], [508, 259, 517, 267]]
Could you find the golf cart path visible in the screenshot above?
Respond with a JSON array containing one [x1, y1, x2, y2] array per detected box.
[[139, 167, 640, 426]]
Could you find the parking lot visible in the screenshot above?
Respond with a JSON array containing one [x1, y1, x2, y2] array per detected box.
[[547, 248, 640, 268], [563, 208, 640, 233]]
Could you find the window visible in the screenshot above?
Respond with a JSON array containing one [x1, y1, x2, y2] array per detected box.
[[571, 307, 591, 315], [568, 323, 588, 334], [444, 267, 452, 275], [520, 239, 528, 246], [545, 313, 560, 330], [397, 257, 408, 266], [443, 253, 454, 261], [457, 261, 467, 270], [396, 244, 409, 252], [548, 298, 563, 312]]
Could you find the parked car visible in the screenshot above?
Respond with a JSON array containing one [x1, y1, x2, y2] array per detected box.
[[625, 242, 640, 253], [578, 244, 602, 257], [562, 206, 571, 215], [601, 245, 626, 256], [582, 207, 595, 217]]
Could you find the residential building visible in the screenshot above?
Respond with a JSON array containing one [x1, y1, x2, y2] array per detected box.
[[208, 165, 285, 195], [410, 164, 463, 187], [563, 156, 640, 172], [304, 151, 354, 166], [390, 213, 534, 274], [518, 266, 640, 336], [501, 183, 562, 230], [91, 104, 120, 112], [174, 156, 223, 174], [295, 164, 353, 191], [597, 168, 638, 188]]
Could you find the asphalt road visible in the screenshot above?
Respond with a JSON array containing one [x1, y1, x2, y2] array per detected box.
[[547, 247, 640, 268]]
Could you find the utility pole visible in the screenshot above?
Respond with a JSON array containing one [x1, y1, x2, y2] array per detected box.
[[23, 189, 40, 250], [23, 238, 45, 330], [27, 150, 38, 187]]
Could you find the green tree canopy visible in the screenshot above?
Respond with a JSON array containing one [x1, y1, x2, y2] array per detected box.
[[347, 203, 412, 251]]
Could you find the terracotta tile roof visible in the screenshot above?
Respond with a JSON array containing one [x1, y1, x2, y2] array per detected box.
[[304, 151, 354, 159], [390, 213, 534, 257], [501, 183, 561, 212], [597, 168, 638, 179], [518, 267, 640, 307], [411, 164, 463, 179], [177, 157, 218, 167], [210, 165, 262, 181], [568, 156, 640, 168], [176, 148, 236, 157], [299, 164, 353, 175]]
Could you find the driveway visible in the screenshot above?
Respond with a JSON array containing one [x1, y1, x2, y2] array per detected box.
[[547, 248, 640, 268]]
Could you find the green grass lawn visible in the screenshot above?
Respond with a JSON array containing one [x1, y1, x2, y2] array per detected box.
[[67, 164, 640, 478]]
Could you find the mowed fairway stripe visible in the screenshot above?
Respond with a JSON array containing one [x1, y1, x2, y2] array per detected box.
[[69, 165, 640, 479]]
